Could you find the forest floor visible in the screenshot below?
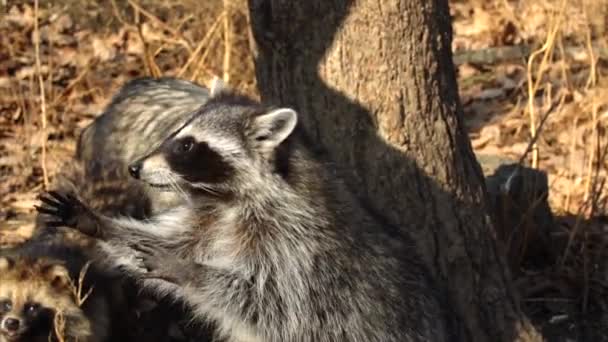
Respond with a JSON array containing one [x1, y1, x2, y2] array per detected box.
[[1, 0, 607, 340]]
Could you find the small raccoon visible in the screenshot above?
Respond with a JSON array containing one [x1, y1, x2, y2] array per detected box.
[[38, 80, 448, 341], [0, 251, 111, 342], [77, 77, 211, 214]]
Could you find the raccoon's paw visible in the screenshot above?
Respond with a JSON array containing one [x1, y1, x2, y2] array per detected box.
[[36, 191, 80, 227], [35, 191, 100, 237], [133, 244, 183, 284]]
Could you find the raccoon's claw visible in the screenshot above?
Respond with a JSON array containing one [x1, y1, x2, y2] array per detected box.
[[36, 191, 100, 236], [37, 191, 80, 227], [134, 246, 165, 272], [132, 243, 157, 256]]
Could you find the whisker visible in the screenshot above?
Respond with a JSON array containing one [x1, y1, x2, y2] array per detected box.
[[147, 168, 220, 199], [191, 182, 221, 196], [167, 173, 191, 203]]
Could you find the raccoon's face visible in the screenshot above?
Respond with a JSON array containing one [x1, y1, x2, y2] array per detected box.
[[128, 85, 298, 199], [0, 297, 53, 342], [0, 257, 73, 342]]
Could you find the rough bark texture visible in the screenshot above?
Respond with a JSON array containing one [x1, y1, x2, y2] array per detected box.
[[248, 0, 541, 341]]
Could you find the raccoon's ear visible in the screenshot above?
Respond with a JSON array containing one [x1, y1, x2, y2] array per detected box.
[[210, 76, 227, 97], [0, 257, 14, 271], [43, 264, 71, 289], [249, 108, 298, 152]]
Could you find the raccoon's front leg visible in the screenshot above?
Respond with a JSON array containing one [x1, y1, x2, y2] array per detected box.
[[133, 244, 252, 306], [135, 253, 258, 337], [36, 191, 107, 238]]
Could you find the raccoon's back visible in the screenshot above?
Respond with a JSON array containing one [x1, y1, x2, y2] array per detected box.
[[77, 77, 210, 178]]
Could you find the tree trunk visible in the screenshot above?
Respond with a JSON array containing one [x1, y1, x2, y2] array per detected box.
[[248, 0, 542, 341]]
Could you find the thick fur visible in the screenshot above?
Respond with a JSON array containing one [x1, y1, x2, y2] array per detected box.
[[33, 76, 218, 341], [31, 161, 147, 264], [35, 136, 217, 342], [77, 77, 211, 214], [0, 239, 115, 342], [39, 86, 448, 341], [35, 167, 218, 342]]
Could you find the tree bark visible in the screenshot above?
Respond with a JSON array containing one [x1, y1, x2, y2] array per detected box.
[[248, 0, 542, 341]]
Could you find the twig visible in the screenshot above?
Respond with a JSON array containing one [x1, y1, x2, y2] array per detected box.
[[47, 31, 54, 110], [74, 261, 94, 306], [49, 66, 90, 108], [560, 136, 606, 267], [582, 18, 600, 208], [110, 0, 133, 28], [132, 6, 161, 78], [584, 3, 598, 91], [244, 0, 258, 61], [137, 24, 161, 78], [583, 101, 598, 204], [53, 311, 67, 342], [178, 13, 224, 78], [525, 0, 567, 169], [556, 34, 571, 91], [191, 29, 222, 82], [517, 98, 562, 166], [33, 0, 48, 189], [127, 0, 192, 52], [223, 0, 232, 83]]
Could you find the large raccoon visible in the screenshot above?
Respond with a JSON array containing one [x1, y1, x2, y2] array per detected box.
[[77, 77, 211, 214], [37, 82, 448, 341], [0, 241, 114, 342]]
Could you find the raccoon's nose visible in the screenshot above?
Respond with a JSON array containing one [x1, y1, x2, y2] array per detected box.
[[128, 163, 141, 179], [3, 318, 19, 332]]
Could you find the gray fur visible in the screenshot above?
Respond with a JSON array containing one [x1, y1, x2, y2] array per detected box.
[[42, 88, 448, 342], [77, 77, 211, 214]]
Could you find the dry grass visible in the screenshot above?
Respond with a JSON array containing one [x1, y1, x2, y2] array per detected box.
[[0, 0, 607, 339], [0, 0, 255, 224], [453, 0, 608, 338], [53, 261, 94, 342]]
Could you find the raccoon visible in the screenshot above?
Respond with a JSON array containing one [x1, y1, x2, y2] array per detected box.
[[77, 77, 211, 214], [0, 244, 113, 342], [37, 81, 448, 342]]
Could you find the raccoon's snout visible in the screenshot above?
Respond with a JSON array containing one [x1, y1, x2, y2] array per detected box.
[[128, 163, 142, 179], [2, 317, 20, 332]]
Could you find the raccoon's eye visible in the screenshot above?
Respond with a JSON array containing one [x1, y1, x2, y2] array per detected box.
[[24, 303, 40, 315], [174, 137, 195, 154], [0, 300, 11, 311]]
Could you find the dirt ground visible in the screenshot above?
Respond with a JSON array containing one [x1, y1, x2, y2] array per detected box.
[[1, 0, 607, 340]]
